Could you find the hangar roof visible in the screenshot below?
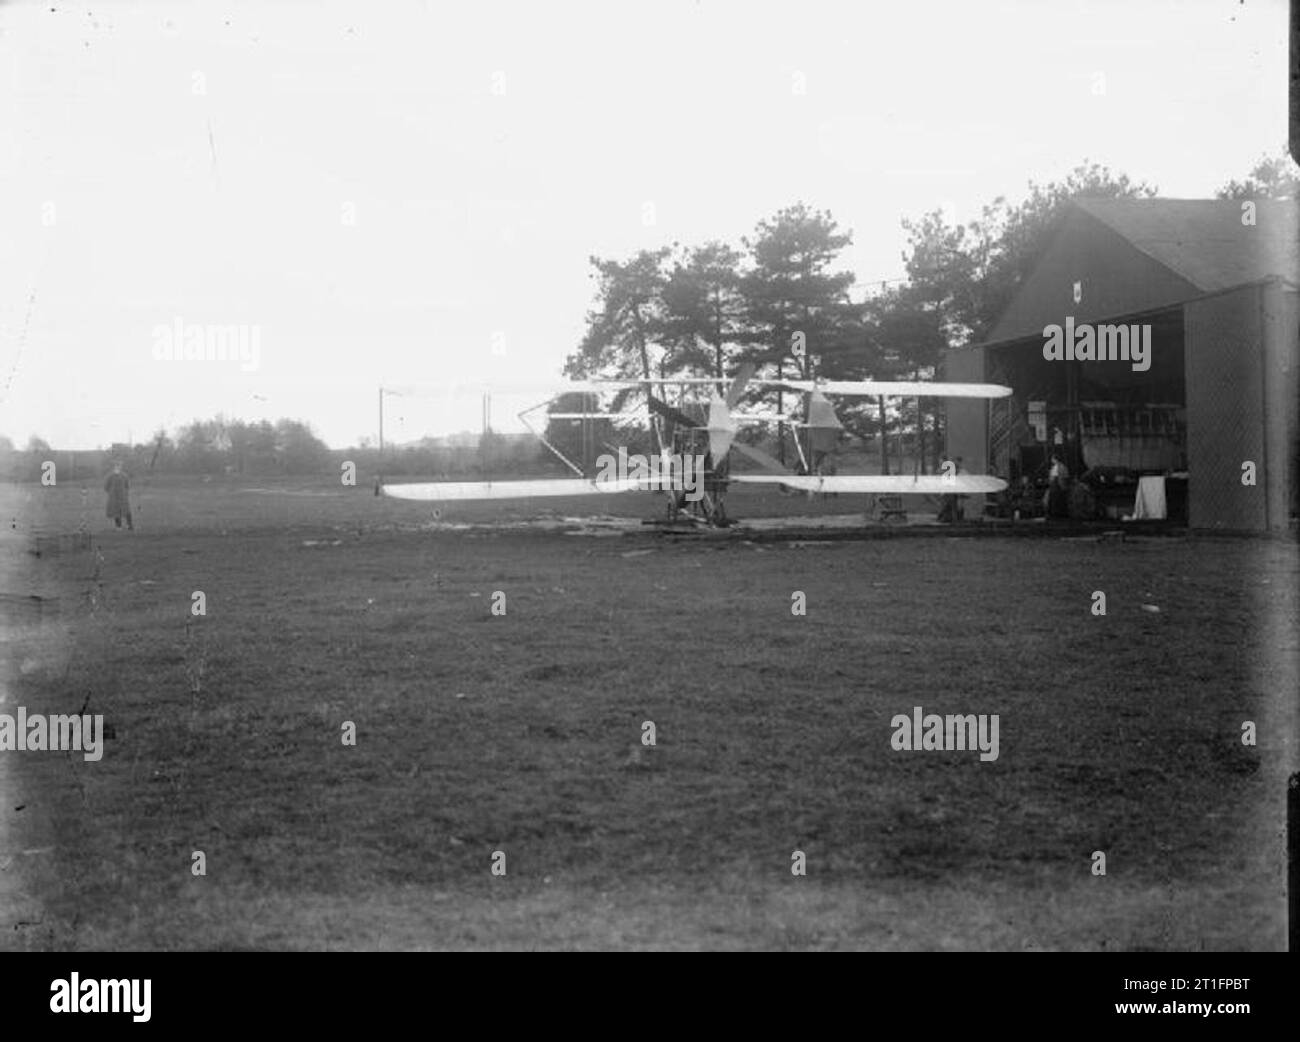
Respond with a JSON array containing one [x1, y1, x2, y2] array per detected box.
[[979, 198, 1299, 348], [1073, 198, 1299, 294]]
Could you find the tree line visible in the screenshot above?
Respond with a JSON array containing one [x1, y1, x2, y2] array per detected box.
[[0, 419, 553, 481], [0, 418, 335, 480]]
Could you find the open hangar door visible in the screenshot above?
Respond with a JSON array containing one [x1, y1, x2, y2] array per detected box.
[[982, 306, 1187, 522]]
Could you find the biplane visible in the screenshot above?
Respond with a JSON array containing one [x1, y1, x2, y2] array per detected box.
[[378, 368, 1011, 524]]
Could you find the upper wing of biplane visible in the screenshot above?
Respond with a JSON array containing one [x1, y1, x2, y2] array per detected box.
[[396, 376, 1012, 399], [574, 376, 1014, 399], [764, 379, 1013, 399]]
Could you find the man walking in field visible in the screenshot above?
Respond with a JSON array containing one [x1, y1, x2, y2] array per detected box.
[[105, 460, 133, 530]]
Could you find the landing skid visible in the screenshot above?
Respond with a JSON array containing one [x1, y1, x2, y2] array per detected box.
[[664, 487, 732, 527]]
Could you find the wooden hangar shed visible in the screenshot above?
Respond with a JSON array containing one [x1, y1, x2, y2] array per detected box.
[[945, 198, 1299, 531]]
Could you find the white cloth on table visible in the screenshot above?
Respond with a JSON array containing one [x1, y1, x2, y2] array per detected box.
[[1131, 475, 1167, 520]]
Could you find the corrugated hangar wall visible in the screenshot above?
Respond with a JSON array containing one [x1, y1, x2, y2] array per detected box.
[[1263, 282, 1299, 529], [1184, 282, 1297, 531], [1185, 287, 1264, 529]]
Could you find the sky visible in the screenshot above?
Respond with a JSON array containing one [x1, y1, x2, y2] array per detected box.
[[0, 0, 1290, 449]]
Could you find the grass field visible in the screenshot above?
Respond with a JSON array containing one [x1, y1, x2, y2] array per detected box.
[[1, 474, 1296, 950]]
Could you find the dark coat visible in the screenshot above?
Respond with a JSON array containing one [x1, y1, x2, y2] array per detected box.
[[105, 472, 130, 518]]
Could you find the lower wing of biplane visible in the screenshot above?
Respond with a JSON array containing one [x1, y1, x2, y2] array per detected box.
[[381, 477, 654, 501], [730, 474, 1007, 495], [381, 473, 1005, 501]]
